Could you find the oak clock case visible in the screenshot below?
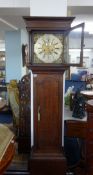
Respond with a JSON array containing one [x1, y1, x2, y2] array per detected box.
[[23, 17, 85, 175]]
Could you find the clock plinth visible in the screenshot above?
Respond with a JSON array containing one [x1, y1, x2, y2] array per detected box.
[[30, 151, 67, 175]]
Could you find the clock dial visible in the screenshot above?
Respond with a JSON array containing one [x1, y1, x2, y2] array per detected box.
[[34, 34, 63, 63]]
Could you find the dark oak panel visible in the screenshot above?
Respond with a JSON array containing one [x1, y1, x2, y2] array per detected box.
[[33, 74, 63, 151]]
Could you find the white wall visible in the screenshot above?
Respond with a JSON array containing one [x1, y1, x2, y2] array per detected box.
[[21, 29, 29, 77], [30, 0, 67, 16]]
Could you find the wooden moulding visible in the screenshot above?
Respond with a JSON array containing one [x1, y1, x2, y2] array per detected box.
[[23, 16, 75, 31]]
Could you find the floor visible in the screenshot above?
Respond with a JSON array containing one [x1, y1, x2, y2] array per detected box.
[[3, 142, 85, 175], [4, 142, 30, 175]]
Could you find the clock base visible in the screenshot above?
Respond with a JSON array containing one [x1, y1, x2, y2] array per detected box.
[[29, 151, 67, 175]]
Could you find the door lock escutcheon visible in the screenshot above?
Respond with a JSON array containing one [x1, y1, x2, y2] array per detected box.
[[38, 105, 40, 122]]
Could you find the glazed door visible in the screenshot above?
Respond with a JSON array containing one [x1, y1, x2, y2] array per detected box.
[[33, 74, 63, 151]]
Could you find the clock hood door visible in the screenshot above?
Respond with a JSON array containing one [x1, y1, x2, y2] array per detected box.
[[65, 22, 85, 66]]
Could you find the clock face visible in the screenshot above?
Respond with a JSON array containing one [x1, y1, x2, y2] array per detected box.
[[33, 33, 64, 64]]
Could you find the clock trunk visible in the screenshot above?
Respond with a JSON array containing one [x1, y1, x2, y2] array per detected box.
[[30, 72, 67, 175], [33, 74, 63, 152]]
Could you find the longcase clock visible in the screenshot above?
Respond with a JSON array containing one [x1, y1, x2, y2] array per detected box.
[[23, 16, 84, 175]]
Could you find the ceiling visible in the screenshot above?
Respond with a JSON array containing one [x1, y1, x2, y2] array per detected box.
[[68, 6, 93, 15], [0, 7, 30, 41], [0, 6, 93, 41], [68, 6, 93, 29]]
